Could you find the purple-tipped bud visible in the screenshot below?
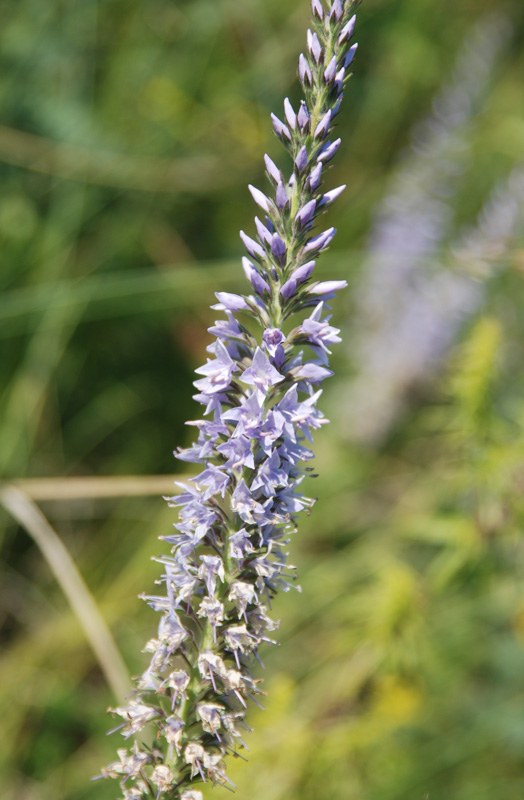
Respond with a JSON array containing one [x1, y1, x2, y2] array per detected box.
[[332, 98, 343, 117], [249, 184, 272, 213], [280, 277, 297, 300], [308, 31, 322, 64], [265, 216, 275, 233], [290, 260, 316, 284], [295, 199, 317, 228], [263, 328, 285, 368], [262, 328, 285, 367], [344, 43, 358, 69], [319, 185, 346, 207], [304, 227, 336, 254], [271, 233, 287, 265], [242, 257, 270, 295], [213, 292, 249, 311], [252, 273, 271, 296], [271, 113, 291, 141], [276, 181, 289, 211], [309, 162, 323, 192], [334, 67, 346, 92], [241, 255, 256, 279], [338, 14, 356, 45], [314, 109, 332, 139], [298, 53, 313, 85], [308, 279, 347, 295], [311, 0, 324, 19], [255, 216, 273, 245], [240, 230, 266, 259], [264, 154, 281, 184], [297, 101, 311, 132], [317, 138, 341, 163], [295, 146, 308, 173], [323, 56, 337, 84], [329, 0, 343, 21], [293, 363, 333, 382], [284, 98, 297, 130], [263, 328, 284, 347]]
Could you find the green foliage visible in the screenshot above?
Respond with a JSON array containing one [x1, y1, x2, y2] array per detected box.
[[1, 0, 524, 798]]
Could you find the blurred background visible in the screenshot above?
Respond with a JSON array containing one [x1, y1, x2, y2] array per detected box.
[[1, 0, 524, 798]]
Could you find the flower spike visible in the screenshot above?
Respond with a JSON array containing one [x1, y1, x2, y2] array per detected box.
[[100, 2, 361, 798]]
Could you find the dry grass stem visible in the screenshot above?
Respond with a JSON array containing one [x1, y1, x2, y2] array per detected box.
[[0, 484, 130, 700]]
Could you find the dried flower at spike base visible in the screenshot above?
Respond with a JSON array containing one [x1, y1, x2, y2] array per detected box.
[[151, 765, 174, 794]]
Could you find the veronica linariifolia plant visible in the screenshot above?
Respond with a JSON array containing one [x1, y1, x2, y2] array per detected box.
[[97, 1, 360, 797], [345, 12, 512, 444]]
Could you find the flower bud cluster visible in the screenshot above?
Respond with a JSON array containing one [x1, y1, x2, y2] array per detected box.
[[98, 2, 359, 798]]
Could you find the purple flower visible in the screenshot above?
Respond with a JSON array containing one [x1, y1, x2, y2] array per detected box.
[[241, 347, 284, 389], [208, 311, 243, 342], [291, 362, 334, 382], [320, 185, 346, 206], [271, 113, 291, 141], [295, 199, 317, 227], [251, 450, 290, 496], [240, 229, 266, 259], [297, 100, 311, 131], [284, 97, 297, 129], [262, 327, 286, 367], [311, 0, 324, 20], [222, 389, 265, 437], [249, 184, 273, 212], [102, 2, 359, 797], [307, 29, 322, 63], [318, 137, 341, 162], [217, 435, 255, 470], [254, 215, 273, 245], [309, 161, 323, 191], [301, 301, 342, 361], [271, 233, 287, 264], [280, 276, 298, 300], [295, 145, 308, 172], [304, 227, 337, 253], [193, 340, 239, 394], [344, 42, 358, 68], [280, 260, 317, 299], [263, 327, 284, 348], [264, 153, 281, 183], [193, 464, 230, 500], [299, 53, 313, 85], [198, 556, 225, 597], [314, 109, 332, 138], [242, 257, 270, 295], [212, 291, 249, 311], [276, 181, 289, 210], [330, 0, 343, 22], [231, 479, 264, 523], [292, 260, 316, 283], [338, 14, 357, 45], [229, 528, 255, 560], [324, 55, 338, 83], [308, 279, 348, 295]]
